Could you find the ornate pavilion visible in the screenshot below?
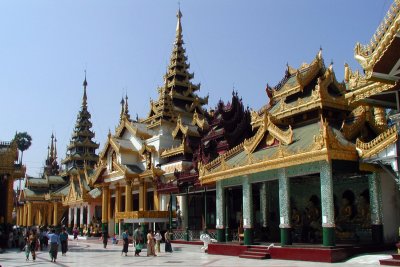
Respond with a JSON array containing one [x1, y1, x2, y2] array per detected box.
[[18, 134, 69, 227], [199, 0, 400, 249], [0, 140, 25, 225]]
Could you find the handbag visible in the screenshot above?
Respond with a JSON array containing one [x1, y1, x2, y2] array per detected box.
[[135, 243, 143, 250]]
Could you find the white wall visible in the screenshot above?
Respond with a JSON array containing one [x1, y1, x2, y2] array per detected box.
[[381, 171, 400, 242]]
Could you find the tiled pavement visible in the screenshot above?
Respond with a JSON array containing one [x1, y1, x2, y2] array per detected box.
[[0, 240, 395, 267]]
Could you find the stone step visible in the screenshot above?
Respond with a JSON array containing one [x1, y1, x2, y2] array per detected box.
[[380, 259, 400, 266], [239, 254, 269, 260], [393, 255, 400, 260], [242, 251, 269, 256], [247, 247, 270, 252]]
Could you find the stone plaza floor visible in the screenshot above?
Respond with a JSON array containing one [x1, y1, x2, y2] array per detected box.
[[0, 240, 396, 267]]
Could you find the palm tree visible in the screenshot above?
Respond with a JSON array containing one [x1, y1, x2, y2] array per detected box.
[[13, 132, 32, 164]]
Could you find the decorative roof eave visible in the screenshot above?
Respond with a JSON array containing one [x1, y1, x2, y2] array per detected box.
[[345, 81, 397, 105], [138, 143, 156, 156], [354, 0, 400, 75], [272, 51, 323, 101], [160, 139, 192, 158], [341, 105, 367, 140], [139, 165, 164, 180], [115, 117, 153, 140], [244, 113, 293, 154], [192, 110, 209, 131], [356, 125, 398, 158], [200, 119, 357, 185]]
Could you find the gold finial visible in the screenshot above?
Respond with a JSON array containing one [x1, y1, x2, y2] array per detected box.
[[82, 70, 88, 108], [317, 46, 322, 60], [50, 133, 55, 159], [175, 7, 183, 43]]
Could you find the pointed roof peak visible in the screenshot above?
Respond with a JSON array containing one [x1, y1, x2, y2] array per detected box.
[[82, 70, 88, 108], [175, 7, 183, 44]]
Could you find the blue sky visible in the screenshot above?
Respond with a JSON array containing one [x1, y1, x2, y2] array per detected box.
[[0, 0, 392, 177]]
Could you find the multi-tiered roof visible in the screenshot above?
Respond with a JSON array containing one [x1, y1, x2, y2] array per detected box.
[[62, 75, 99, 172]]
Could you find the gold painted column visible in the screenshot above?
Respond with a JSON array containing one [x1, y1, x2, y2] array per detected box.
[[38, 209, 42, 226], [115, 187, 121, 221], [153, 190, 159, 211], [125, 181, 132, 212], [27, 202, 32, 226], [22, 204, 26, 226], [6, 178, 14, 223], [16, 207, 20, 225], [102, 185, 109, 230], [47, 204, 52, 226], [139, 180, 147, 211], [107, 190, 112, 222], [53, 202, 58, 226]]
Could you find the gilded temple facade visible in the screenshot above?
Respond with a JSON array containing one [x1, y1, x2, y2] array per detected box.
[[90, 9, 207, 236], [0, 140, 25, 225], [199, 45, 400, 246], [18, 134, 69, 227]]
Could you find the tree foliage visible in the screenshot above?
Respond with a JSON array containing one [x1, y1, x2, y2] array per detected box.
[[13, 131, 32, 163]]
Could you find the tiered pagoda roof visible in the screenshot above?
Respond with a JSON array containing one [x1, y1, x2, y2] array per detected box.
[[61, 75, 99, 172], [141, 9, 208, 131]]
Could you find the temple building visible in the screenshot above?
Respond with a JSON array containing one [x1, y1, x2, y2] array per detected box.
[[157, 91, 253, 233], [199, 46, 400, 248], [89, 8, 218, 237], [61, 75, 101, 232], [18, 134, 69, 227], [0, 140, 25, 225]]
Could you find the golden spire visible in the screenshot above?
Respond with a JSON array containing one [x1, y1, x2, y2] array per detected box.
[[82, 70, 88, 108], [175, 7, 183, 44]]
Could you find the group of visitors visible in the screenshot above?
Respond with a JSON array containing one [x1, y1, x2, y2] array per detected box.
[[121, 228, 173, 257], [23, 227, 69, 262]]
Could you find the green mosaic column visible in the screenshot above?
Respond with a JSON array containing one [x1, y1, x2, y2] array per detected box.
[[242, 177, 253, 245], [320, 161, 335, 247], [369, 172, 384, 244], [115, 223, 119, 235], [279, 169, 292, 245], [260, 182, 268, 228], [225, 189, 231, 242], [216, 181, 225, 242], [141, 223, 148, 244]]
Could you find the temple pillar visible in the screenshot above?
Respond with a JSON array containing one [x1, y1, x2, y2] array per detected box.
[[216, 180, 225, 242], [115, 187, 121, 235], [80, 204, 84, 228], [47, 204, 52, 226], [6, 178, 13, 223], [153, 190, 159, 211], [279, 169, 292, 245], [16, 207, 19, 226], [181, 194, 188, 229], [160, 195, 167, 211], [369, 172, 384, 244], [53, 202, 58, 226], [260, 182, 268, 228], [320, 161, 335, 246], [107, 190, 111, 222], [242, 177, 253, 245], [102, 185, 109, 232], [27, 202, 32, 226], [225, 189, 231, 242], [139, 180, 146, 211], [168, 193, 173, 231], [68, 207, 72, 227], [125, 181, 132, 212], [22, 204, 26, 226], [73, 206, 78, 227], [87, 204, 92, 226]]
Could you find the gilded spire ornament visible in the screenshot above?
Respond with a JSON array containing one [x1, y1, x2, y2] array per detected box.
[[120, 96, 125, 121]]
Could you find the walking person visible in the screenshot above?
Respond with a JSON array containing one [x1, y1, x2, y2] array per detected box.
[[47, 229, 60, 263], [134, 227, 142, 256], [154, 231, 162, 253], [164, 229, 173, 253], [29, 229, 38, 261], [73, 227, 78, 240], [121, 229, 129, 256], [146, 231, 156, 257], [24, 230, 31, 261], [60, 227, 68, 256], [102, 230, 108, 249]]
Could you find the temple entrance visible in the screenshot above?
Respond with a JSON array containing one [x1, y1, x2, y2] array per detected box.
[[225, 186, 243, 239], [290, 175, 322, 243], [252, 180, 280, 243]]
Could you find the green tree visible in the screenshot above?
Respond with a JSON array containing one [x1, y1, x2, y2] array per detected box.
[[13, 132, 32, 164]]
